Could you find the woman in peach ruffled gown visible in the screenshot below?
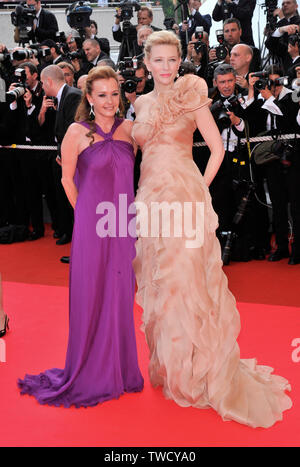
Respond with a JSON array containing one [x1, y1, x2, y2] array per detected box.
[[131, 31, 292, 428]]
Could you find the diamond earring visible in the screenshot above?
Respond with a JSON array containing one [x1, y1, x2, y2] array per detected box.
[[89, 103, 95, 121]]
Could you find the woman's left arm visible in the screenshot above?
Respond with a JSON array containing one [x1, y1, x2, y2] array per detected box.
[[194, 105, 225, 187]]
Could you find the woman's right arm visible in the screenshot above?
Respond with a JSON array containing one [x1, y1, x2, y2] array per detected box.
[[61, 123, 81, 209]]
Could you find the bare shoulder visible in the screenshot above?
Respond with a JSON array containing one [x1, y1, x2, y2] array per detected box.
[[66, 121, 86, 138]]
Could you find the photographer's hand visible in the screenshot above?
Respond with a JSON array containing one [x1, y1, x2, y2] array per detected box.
[[273, 8, 283, 19], [279, 24, 299, 35], [208, 48, 217, 62], [236, 75, 249, 89], [38, 95, 56, 126], [71, 58, 81, 72], [125, 91, 137, 105], [0, 44, 6, 53], [227, 111, 241, 127], [23, 89, 33, 108]]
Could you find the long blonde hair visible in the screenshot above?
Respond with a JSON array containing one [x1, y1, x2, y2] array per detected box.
[[75, 66, 124, 145]]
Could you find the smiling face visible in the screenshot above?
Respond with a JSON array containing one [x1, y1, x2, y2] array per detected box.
[[86, 78, 120, 119], [145, 44, 181, 89]]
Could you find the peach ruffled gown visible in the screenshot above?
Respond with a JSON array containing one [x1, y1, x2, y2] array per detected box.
[[131, 74, 292, 428]]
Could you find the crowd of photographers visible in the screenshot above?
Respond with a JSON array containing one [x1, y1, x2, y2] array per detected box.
[[0, 0, 300, 266]]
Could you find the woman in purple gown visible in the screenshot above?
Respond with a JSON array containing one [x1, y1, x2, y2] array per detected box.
[[18, 66, 144, 407]]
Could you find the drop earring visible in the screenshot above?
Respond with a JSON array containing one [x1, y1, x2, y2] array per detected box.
[[89, 103, 95, 121], [148, 71, 152, 80]]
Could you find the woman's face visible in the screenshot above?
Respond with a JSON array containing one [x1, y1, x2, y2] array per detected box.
[[145, 44, 181, 88], [87, 78, 120, 119]]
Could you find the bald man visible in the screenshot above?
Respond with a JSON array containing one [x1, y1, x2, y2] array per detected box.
[[41, 65, 82, 246], [230, 44, 253, 89]]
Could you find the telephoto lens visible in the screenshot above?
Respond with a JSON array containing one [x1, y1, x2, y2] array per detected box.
[[5, 86, 26, 104]]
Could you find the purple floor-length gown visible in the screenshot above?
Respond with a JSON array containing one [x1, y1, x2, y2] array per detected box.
[[18, 118, 144, 407]]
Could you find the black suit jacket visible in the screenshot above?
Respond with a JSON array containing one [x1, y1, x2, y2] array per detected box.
[[244, 90, 300, 136], [212, 0, 256, 46], [28, 8, 59, 42], [265, 15, 300, 72], [113, 24, 161, 59], [55, 85, 82, 155]]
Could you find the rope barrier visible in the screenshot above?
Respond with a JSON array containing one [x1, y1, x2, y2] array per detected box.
[[0, 133, 299, 151]]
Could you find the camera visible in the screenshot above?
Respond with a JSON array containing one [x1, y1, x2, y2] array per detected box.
[[222, 179, 255, 265], [0, 52, 10, 64], [46, 96, 58, 109], [66, 49, 86, 61], [119, 0, 141, 22], [66, 1, 93, 31], [220, 0, 231, 19], [252, 71, 289, 91], [193, 26, 207, 55], [9, 46, 51, 62], [288, 32, 300, 47], [210, 94, 244, 128], [118, 57, 142, 93], [211, 30, 229, 61], [11, 3, 35, 29], [11, 2, 36, 43], [5, 67, 27, 104]]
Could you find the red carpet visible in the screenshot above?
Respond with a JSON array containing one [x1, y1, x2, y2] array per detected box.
[[0, 226, 300, 446]]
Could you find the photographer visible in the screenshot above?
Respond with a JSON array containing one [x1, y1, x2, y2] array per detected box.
[[246, 65, 300, 264], [87, 19, 110, 57], [112, 5, 160, 60], [185, 29, 209, 79], [26, 0, 59, 42], [38, 39, 66, 73], [70, 38, 108, 84], [265, 0, 300, 72], [6, 62, 47, 240], [212, 0, 256, 46], [180, 0, 212, 39], [204, 64, 250, 258]]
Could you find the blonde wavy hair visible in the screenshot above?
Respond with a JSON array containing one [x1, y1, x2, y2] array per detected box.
[[75, 66, 124, 145], [144, 30, 182, 60]]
